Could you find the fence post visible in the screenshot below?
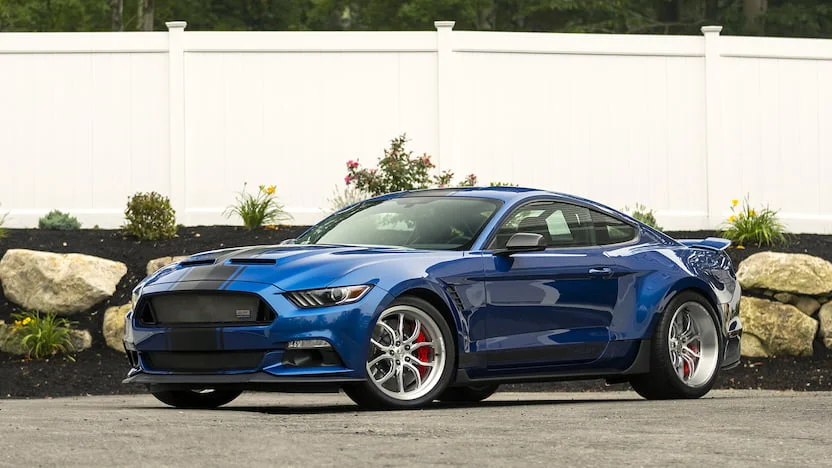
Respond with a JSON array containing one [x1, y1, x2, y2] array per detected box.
[[702, 25, 723, 229], [166, 21, 187, 223], [435, 21, 455, 172]]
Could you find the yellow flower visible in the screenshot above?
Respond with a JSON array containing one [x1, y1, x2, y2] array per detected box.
[[13, 320, 22, 327], [728, 215, 736, 223], [749, 209, 756, 217], [22, 317, 32, 326], [266, 185, 276, 195], [731, 199, 739, 207], [736, 245, 745, 249]]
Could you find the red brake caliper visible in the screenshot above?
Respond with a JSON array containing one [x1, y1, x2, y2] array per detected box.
[[415, 331, 430, 378], [683, 343, 699, 378]]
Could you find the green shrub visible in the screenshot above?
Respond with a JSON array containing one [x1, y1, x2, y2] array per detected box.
[[38, 210, 81, 230], [10, 311, 76, 360], [224, 183, 292, 230], [489, 181, 518, 187], [625, 203, 662, 231], [345, 134, 441, 196], [720, 196, 787, 247], [124, 191, 177, 240]]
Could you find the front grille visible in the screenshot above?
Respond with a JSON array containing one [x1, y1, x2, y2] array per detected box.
[[141, 351, 266, 372], [138, 292, 276, 327]]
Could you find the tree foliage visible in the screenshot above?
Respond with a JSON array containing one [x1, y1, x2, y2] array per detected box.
[[1, 0, 831, 38]]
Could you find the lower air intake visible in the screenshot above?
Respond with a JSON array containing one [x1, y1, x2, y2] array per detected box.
[[141, 351, 266, 372]]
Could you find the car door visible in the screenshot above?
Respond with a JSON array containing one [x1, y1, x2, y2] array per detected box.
[[480, 199, 637, 371]]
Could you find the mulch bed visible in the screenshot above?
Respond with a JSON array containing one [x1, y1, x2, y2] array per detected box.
[[1, 227, 830, 399]]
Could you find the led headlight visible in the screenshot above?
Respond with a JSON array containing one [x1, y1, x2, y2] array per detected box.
[[286, 285, 372, 308]]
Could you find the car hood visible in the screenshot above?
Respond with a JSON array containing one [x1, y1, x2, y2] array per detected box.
[[144, 244, 464, 292]]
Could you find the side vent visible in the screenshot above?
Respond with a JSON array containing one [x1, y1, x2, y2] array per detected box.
[[230, 258, 277, 265], [446, 287, 465, 313], [180, 259, 216, 268]]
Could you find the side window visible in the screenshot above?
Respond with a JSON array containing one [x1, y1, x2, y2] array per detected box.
[[489, 201, 594, 249], [590, 209, 637, 245]]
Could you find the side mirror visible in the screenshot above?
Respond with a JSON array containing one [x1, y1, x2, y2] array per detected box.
[[494, 233, 547, 256]]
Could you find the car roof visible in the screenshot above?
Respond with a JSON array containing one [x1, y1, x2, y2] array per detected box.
[[379, 186, 597, 206]]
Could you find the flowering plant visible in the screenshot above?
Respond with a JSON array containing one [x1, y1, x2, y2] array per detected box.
[[720, 196, 787, 247], [224, 183, 292, 230], [345, 134, 445, 196], [10, 311, 76, 360]]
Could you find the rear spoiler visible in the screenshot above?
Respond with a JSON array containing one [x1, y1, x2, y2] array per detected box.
[[677, 237, 732, 251]]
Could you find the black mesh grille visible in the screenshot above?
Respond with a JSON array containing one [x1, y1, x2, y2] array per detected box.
[[446, 287, 465, 312], [138, 293, 276, 327], [141, 351, 266, 372]]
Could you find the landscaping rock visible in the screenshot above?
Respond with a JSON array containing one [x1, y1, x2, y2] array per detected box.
[[819, 303, 832, 351], [740, 333, 769, 358], [736, 252, 832, 295], [773, 292, 795, 304], [146, 256, 189, 276], [0, 321, 92, 356], [739, 296, 818, 357], [792, 296, 821, 316], [103, 304, 131, 353], [772, 293, 821, 316], [0, 249, 127, 315]]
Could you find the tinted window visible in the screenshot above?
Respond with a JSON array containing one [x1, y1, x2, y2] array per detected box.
[[296, 196, 501, 250], [591, 210, 637, 245], [489, 201, 636, 249]]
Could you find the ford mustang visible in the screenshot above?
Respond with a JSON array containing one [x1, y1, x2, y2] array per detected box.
[[123, 187, 741, 409]]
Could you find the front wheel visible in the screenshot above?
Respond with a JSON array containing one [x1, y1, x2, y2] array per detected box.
[[150, 388, 243, 409], [630, 292, 722, 400], [343, 296, 456, 410]]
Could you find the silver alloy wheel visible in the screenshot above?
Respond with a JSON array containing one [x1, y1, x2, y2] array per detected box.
[[667, 301, 719, 388], [366, 304, 447, 401]]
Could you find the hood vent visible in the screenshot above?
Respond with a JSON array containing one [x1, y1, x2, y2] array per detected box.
[[179, 259, 216, 268], [230, 258, 277, 265]]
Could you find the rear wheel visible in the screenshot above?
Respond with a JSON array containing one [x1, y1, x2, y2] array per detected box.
[[437, 383, 500, 403], [630, 292, 722, 400], [150, 388, 242, 409], [343, 296, 455, 410]]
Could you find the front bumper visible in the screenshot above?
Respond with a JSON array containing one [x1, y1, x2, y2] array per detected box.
[[123, 280, 392, 384]]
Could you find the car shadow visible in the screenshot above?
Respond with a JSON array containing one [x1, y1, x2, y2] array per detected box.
[[211, 395, 644, 415]]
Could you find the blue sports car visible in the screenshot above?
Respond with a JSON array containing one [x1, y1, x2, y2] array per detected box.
[[123, 187, 741, 409]]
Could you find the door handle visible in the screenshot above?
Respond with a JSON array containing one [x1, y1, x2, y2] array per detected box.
[[588, 267, 613, 276]]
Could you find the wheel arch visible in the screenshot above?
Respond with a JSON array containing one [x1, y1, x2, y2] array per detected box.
[[657, 279, 723, 327], [395, 287, 461, 359]]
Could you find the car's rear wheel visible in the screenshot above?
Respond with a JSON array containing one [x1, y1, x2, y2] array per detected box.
[[437, 383, 500, 403], [343, 296, 455, 410], [150, 388, 242, 409], [630, 292, 722, 400]]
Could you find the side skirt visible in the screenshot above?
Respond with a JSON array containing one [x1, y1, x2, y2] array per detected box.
[[452, 340, 651, 386]]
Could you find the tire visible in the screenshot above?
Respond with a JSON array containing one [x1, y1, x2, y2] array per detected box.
[[630, 291, 722, 400], [343, 296, 456, 410], [437, 383, 500, 403], [150, 388, 243, 409]]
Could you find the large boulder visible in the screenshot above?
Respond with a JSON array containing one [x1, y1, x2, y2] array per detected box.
[[0, 321, 92, 356], [740, 333, 769, 358], [146, 256, 188, 276], [740, 296, 818, 357], [737, 252, 832, 296], [772, 292, 821, 316], [819, 302, 832, 351], [0, 249, 127, 315], [103, 303, 131, 353]]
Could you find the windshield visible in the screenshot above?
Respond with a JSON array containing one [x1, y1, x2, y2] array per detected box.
[[296, 196, 502, 250]]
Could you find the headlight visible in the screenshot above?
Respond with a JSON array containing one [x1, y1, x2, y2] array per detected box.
[[286, 285, 372, 308]]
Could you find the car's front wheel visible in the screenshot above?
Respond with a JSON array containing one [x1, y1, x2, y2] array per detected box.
[[150, 388, 242, 409], [630, 291, 722, 400], [343, 296, 455, 410]]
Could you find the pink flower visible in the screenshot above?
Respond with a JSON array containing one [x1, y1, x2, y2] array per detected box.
[[346, 160, 359, 169], [344, 175, 352, 185]]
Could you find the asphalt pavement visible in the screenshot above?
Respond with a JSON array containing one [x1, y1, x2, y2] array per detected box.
[[1, 390, 830, 467]]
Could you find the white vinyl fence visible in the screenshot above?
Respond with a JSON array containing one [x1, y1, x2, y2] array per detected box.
[[1, 22, 831, 232]]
